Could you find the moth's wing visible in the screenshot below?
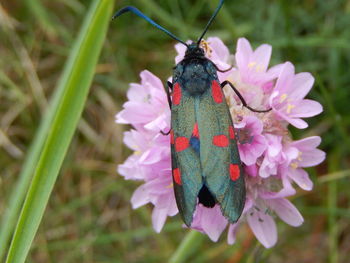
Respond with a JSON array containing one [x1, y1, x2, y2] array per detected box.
[[171, 82, 203, 227], [196, 79, 245, 223]]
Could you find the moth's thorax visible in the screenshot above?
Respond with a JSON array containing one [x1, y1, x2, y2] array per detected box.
[[173, 59, 218, 96], [184, 43, 205, 59]]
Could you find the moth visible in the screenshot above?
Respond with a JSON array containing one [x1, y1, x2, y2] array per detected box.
[[113, 0, 270, 226]]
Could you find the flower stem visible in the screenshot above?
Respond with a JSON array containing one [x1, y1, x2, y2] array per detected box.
[[328, 152, 339, 263], [169, 230, 205, 263]]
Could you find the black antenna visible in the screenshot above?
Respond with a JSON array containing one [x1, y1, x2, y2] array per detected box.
[[197, 0, 224, 45], [113, 6, 188, 47]]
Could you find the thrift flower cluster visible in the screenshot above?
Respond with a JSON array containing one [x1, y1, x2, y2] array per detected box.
[[116, 37, 325, 248]]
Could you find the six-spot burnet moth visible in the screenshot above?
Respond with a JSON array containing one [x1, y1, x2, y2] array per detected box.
[[113, 0, 271, 227]]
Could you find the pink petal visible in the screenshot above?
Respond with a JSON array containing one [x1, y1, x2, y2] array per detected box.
[[290, 100, 323, 118], [289, 72, 314, 100], [284, 116, 309, 129], [266, 134, 283, 157], [175, 42, 187, 63], [199, 205, 228, 242], [115, 111, 128, 124], [118, 102, 156, 123], [293, 136, 321, 149], [127, 83, 146, 101], [118, 155, 144, 180], [247, 209, 277, 248], [239, 147, 254, 166], [140, 70, 163, 92], [144, 114, 169, 131], [266, 63, 284, 79], [240, 135, 266, 166], [252, 44, 272, 72], [139, 149, 163, 165], [207, 37, 230, 62], [191, 205, 228, 242], [122, 131, 137, 150], [254, 135, 268, 154], [268, 198, 304, 227], [168, 198, 179, 216], [227, 223, 240, 245], [284, 146, 299, 163], [259, 157, 276, 178], [299, 148, 325, 167], [260, 185, 296, 199], [245, 164, 258, 177], [246, 115, 263, 134], [152, 206, 168, 233], [131, 185, 150, 209], [275, 62, 295, 93], [288, 168, 313, 190], [236, 38, 253, 70]]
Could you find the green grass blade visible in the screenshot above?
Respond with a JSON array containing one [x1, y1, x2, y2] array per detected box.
[[169, 230, 205, 263], [4, 1, 114, 262], [0, 21, 78, 259]]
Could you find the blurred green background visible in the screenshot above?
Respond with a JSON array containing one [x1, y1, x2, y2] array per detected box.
[[0, 0, 349, 262]]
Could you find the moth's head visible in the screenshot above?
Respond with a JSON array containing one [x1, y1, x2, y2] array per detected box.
[[184, 43, 205, 59]]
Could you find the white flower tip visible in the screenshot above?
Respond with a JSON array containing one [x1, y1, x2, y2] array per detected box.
[[263, 240, 277, 249], [115, 113, 127, 124], [227, 237, 235, 245], [153, 224, 162, 233], [259, 172, 270, 179], [291, 217, 304, 227], [152, 208, 167, 233], [291, 119, 309, 129], [207, 232, 220, 242], [301, 183, 313, 191]]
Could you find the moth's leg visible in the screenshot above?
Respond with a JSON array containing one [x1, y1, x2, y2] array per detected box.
[[214, 64, 233, 73], [164, 81, 173, 110], [160, 129, 171, 136], [221, 80, 272, 113], [160, 81, 173, 136]]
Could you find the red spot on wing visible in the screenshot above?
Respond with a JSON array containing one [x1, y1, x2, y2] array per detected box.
[[212, 134, 229, 147], [170, 129, 174, 144], [211, 80, 223, 104], [175, 136, 189, 152], [173, 168, 182, 185], [192, 123, 199, 138], [229, 164, 240, 181], [229, 126, 235, 140], [172, 83, 181, 105]]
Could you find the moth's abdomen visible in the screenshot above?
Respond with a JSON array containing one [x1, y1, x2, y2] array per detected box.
[[198, 185, 216, 208]]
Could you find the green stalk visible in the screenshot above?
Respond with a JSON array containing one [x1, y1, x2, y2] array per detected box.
[[328, 152, 339, 263], [4, 1, 114, 262], [169, 230, 205, 263]]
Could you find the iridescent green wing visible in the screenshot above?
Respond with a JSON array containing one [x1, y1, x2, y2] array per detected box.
[[196, 79, 245, 223], [171, 82, 203, 227]]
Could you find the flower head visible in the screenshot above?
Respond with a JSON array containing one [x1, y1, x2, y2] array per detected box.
[[117, 37, 325, 248], [270, 62, 323, 129]]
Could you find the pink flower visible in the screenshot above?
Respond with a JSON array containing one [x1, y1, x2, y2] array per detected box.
[[131, 169, 178, 232], [284, 136, 325, 190], [235, 38, 278, 86], [270, 62, 323, 129], [116, 37, 325, 248], [116, 70, 170, 132], [259, 134, 285, 178], [235, 116, 267, 166], [223, 38, 283, 116]]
